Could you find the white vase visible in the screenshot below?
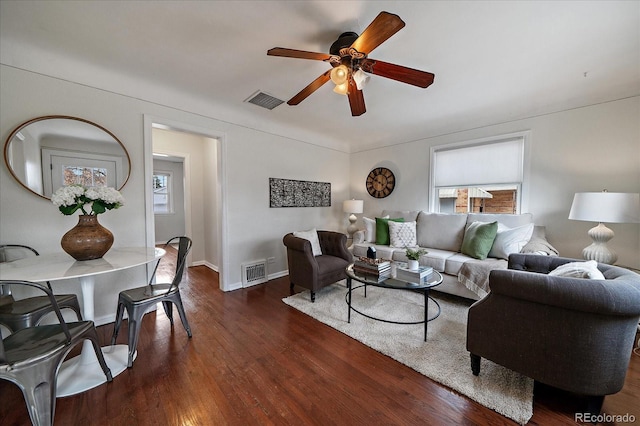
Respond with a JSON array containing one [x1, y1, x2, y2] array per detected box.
[[408, 259, 419, 270]]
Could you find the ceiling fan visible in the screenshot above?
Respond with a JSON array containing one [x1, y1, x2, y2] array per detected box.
[[267, 11, 435, 116]]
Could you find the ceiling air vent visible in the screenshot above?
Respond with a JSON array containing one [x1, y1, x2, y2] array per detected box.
[[245, 90, 284, 110]]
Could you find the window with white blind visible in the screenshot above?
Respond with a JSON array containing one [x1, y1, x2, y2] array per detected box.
[[429, 132, 529, 214]]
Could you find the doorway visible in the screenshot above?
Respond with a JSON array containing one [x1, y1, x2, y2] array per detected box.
[[143, 115, 227, 289]]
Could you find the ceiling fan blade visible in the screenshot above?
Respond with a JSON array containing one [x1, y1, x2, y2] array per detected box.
[[347, 78, 366, 116], [361, 58, 435, 88], [267, 47, 332, 61], [287, 70, 332, 105], [350, 11, 405, 55]]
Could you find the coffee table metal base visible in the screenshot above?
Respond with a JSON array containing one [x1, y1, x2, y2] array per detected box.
[[346, 280, 441, 341]]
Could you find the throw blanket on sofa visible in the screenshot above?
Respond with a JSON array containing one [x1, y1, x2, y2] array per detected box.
[[520, 235, 560, 256], [458, 258, 508, 298]]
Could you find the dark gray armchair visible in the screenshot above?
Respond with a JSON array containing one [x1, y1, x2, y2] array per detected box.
[[283, 230, 351, 302], [467, 254, 640, 415]]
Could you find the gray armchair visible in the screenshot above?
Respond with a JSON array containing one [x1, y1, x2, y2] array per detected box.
[[466, 254, 640, 415], [283, 231, 351, 302]]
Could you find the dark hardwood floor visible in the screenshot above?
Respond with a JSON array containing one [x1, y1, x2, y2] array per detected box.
[[1, 256, 639, 425]]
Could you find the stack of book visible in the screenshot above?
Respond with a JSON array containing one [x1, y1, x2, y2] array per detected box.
[[395, 262, 433, 283], [353, 257, 391, 279]]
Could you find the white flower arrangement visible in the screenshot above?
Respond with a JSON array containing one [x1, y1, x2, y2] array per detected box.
[[52, 185, 125, 216]]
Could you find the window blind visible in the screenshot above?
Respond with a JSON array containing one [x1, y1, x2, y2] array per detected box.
[[433, 138, 524, 187]]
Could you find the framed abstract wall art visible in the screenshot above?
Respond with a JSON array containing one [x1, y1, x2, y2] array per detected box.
[[269, 178, 331, 208]]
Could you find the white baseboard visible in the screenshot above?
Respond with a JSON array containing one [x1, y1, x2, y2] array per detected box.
[[269, 270, 288, 280], [191, 260, 218, 272]]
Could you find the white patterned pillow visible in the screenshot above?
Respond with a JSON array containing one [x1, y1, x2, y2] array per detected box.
[[388, 221, 418, 248], [293, 228, 323, 256]]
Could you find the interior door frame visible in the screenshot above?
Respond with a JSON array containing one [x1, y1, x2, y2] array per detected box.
[[143, 114, 229, 291]]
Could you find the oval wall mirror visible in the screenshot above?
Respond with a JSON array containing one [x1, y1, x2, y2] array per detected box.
[[3, 115, 131, 200]]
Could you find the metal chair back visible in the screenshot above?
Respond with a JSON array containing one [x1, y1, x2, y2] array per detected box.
[[0, 245, 40, 297], [147, 236, 193, 294], [0, 245, 82, 333]]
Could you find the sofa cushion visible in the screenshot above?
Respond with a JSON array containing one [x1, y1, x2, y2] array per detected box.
[[316, 254, 350, 277], [352, 243, 398, 261], [416, 212, 468, 251], [444, 252, 476, 276], [388, 221, 418, 248], [421, 248, 458, 272], [461, 221, 498, 260], [293, 228, 322, 256], [381, 210, 420, 222], [488, 223, 535, 260], [375, 217, 404, 245], [467, 213, 533, 229]]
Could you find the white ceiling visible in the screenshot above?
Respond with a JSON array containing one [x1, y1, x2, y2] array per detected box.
[[1, 1, 638, 153]]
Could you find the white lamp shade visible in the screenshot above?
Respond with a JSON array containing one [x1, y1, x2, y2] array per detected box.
[[330, 65, 349, 85], [352, 69, 370, 90], [569, 192, 640, 223], [343, 199, 364, 214], [333, 82, 349, 95]]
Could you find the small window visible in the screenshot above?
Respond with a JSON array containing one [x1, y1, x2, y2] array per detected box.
[[153, 172, 172, 214]]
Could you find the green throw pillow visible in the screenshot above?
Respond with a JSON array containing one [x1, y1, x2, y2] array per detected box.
[[376, 217, 404, 245], [461, 221, 499, 260]]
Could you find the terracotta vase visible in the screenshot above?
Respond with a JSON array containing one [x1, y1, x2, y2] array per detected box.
[[61, 215, 114, 261]]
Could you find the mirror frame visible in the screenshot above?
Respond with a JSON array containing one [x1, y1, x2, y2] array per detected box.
[[3, 115, 131, 200]]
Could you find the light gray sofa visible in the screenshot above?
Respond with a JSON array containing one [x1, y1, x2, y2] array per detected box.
[[352, 210, 558, 300]]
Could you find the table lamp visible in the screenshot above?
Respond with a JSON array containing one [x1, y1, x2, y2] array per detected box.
[[568, 191, 640, 264], [343, 199, 364, 240]]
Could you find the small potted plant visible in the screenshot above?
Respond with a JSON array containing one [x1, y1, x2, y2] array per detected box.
[[405, 247, 427, 270]]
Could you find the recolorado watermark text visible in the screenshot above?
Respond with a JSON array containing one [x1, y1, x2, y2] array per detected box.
[[575, 413, 636, 423]]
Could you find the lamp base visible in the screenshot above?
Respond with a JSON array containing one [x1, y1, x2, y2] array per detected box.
[[582, 223, 617, 265], [347, 214, 358, 240]]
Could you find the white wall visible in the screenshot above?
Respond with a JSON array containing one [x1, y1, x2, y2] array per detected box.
[[0, 65, 350, 324], [350, 96, 640, 268]]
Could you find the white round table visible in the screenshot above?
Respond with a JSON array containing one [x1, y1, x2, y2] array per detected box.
[[0, 247, 165, 396]]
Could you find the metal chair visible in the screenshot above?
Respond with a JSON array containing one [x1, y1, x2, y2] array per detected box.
[[111, 236, 193, 368], [0, 280, 112, 426], [0, 245, 82, 333]]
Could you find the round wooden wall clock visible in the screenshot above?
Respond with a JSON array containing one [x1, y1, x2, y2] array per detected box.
[[366, 167, 395, 198]]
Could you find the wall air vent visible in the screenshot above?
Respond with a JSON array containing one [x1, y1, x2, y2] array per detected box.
[[244, 91, 285, 110], [241, 259, 268, 287]]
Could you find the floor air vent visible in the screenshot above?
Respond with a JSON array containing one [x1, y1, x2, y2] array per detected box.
[[244, 91, 285, 110], [242, 260, 268, 287]]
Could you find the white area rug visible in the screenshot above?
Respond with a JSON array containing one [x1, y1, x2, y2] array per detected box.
[[283, 282, 534, 424]]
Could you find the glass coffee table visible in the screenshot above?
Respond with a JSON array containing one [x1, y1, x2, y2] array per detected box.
[[345, 263, 443, 341]]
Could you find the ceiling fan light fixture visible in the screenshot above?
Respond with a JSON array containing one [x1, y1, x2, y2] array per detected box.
[[333, 81, 349, 95], [353, 69, 370, 90], [330, 65, 349, 85]]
